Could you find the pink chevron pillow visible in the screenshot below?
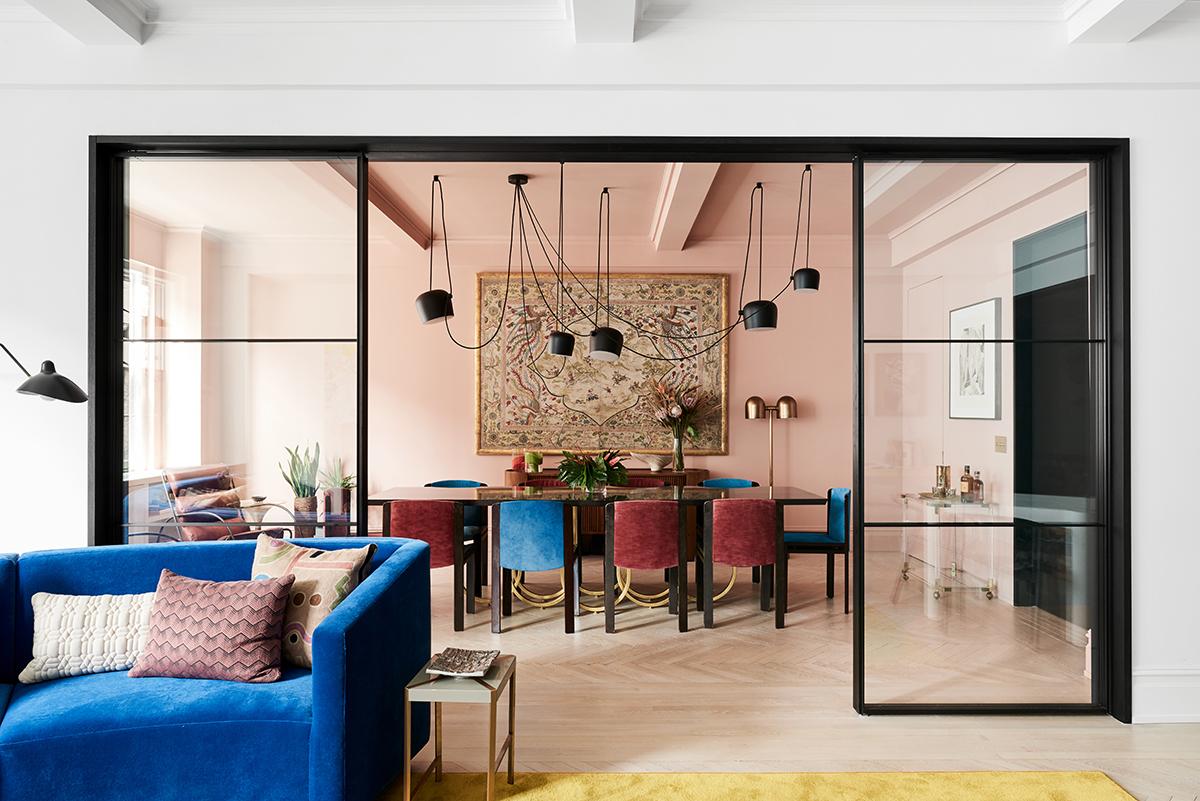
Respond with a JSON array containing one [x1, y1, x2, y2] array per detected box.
[[130, 569, 294, 683]]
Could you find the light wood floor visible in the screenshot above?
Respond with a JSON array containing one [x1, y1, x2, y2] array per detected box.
[[410, 554, 1200, 801]]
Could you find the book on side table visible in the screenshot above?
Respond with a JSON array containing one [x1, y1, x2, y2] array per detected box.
[[427, 648, 500, 678]]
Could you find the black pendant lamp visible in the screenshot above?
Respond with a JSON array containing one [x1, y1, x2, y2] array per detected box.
[[741, 182, 777, 332], [2, 343, 87, 402], [415, 176, 455, 325], [791, 164, 821, 294], [547, 163, 575, 357], [588, 187, 623, 361]]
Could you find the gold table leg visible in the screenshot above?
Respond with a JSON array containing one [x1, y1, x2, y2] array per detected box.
[[434, 702, 443, 782], [402, 690, 411, 801], [507, 669, 516, 784], [487, 698, 498, 801]]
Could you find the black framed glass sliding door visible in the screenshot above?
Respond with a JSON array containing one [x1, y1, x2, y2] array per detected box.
[[118, 157, 363, 543], [855, 157, 1110, 711]]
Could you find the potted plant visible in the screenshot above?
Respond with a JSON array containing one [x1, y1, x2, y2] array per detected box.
[[524, 450, 544, 474], [280, 443, 320, 537], [320, 457, 356, 537], [650, 384, 711, 471], [557, 450, 628, 494]]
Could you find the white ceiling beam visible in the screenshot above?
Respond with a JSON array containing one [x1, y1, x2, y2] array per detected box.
[[649, 163, 721, 251], [571, 0, 638, 43], [24, 0, 145, 44], [293, 162, 430, 251], [1065, 0, 1186, 42]]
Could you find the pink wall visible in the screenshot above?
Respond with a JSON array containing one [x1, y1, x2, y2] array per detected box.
[[367, 234, 852, 530]]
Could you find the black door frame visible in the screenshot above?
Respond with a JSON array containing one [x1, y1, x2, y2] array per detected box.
[[88, 136, 1130, 723]]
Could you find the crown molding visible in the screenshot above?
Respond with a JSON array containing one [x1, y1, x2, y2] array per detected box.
[[145, 1, 568, 25]]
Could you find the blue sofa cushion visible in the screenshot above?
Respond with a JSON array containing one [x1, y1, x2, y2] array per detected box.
[[13, 538, 403, 670], [0, 669, 312, 801], [0, 683, 10, 726]]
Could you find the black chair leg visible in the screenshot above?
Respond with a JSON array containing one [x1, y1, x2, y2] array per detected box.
[[752, 565, 760, 584], [759, 564, 773, 611], [844, 548, 850, 615], [479, 530, 489, 587], [668, 566, 678, 615], [466, 549, 477, 615], [695, 551, 705, 613], [502, 568, 513, 617], [604, 553, 616, 634], [826, 553, 835, 599], [573, 552, 583, 618]]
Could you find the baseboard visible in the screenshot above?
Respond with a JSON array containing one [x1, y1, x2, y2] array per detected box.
[[1133, 666, 1200, 723]]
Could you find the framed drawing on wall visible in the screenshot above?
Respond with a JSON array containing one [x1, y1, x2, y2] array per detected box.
[[475, 272, 729, 454], [948, 297, 1001, 420]]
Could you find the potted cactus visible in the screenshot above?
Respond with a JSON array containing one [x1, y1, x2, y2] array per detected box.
[[280, 443, 320, 537], [320, 457, 356, 537]]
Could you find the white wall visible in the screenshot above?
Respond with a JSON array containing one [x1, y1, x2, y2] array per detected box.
[[0, 21, 1196, 721]]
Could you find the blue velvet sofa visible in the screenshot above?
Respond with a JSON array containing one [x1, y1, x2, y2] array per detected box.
[[0, 537, 431, 801]]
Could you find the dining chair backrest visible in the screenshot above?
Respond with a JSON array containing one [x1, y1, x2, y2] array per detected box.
[[609, 500, 680, 570], [498, 500, 565, 573], [519, 478, 567, 488], [383, 500, 458, 569], [707, 498, 777, 567], [827, 488, 851, 544], [623, 476, 667, 488], [425, 480, 487, 528], [699, 478, 760, 489]]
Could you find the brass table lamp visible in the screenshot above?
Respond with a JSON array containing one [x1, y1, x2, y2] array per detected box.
[[745, 395, 797, 489]]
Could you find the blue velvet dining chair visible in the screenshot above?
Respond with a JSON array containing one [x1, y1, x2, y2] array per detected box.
[[425, 480, 489, 593], [699, 477, 760, 488], [489, 500, 581, 634], [784, 488, 851, 614]]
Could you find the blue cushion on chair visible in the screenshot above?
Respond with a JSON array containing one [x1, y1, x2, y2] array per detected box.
[[699, 478, 758, 488], [0, 669, 312, 801], [0, 683, 11, 726], [498, 500, 564, 573], [785, 488, 850, 546], [785, 530, 837, 545], [426, 480, 487, 529]]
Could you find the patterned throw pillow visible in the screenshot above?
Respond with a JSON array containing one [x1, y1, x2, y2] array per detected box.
[[129, 569, 294, 683], [250, 535, 376, 668], [18, 592, 155, 684]]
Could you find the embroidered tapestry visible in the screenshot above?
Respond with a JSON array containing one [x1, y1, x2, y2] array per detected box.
[[475, 272, 728, 454]]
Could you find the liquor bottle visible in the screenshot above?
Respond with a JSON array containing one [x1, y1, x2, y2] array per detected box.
[[960, 465, 973, 501], [973, 470, 984, 504]]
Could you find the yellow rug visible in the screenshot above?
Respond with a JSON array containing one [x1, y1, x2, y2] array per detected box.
[[390, 771, 1133, 800]]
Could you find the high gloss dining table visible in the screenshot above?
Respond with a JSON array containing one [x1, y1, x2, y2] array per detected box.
[[369, 485, 827, 633]]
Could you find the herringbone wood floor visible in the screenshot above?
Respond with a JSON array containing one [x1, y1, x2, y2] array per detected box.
[[409, 554, 1200, 801]]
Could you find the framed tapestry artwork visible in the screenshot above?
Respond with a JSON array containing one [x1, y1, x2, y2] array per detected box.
[[475, 272, 729, 454], [948, 297, 1001, 420]]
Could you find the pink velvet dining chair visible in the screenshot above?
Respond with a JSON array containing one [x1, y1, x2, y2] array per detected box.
[[701, 498, 786, 629], [603, 500, 688, 633], [381, 499, 482, 631]]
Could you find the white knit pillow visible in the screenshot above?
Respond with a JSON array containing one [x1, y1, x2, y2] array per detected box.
[[18, 592, 155, 684]]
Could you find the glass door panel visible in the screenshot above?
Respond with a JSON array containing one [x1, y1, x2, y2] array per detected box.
[[121, 159, 360, 542], [859, 159, 1104, 709]]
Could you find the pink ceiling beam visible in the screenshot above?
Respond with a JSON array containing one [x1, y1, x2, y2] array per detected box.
[[649, 162, 721, 251]]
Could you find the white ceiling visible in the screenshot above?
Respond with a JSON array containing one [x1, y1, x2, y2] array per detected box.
[[3, 0, 1197, 39]]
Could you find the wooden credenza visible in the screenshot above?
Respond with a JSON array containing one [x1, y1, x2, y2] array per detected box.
[[503, 467, 710, 540]]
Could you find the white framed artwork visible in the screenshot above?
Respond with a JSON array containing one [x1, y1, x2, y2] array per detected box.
[[948, 297, 1001, 420]]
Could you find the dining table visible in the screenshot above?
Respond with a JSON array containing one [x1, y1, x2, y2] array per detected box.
[[368, 485, 828, 634]]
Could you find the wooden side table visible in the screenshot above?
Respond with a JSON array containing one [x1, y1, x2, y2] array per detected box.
[[403, 654, 516, 801]]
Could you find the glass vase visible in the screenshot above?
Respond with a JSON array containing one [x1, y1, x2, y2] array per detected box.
[[673, 434, 685, 471]]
